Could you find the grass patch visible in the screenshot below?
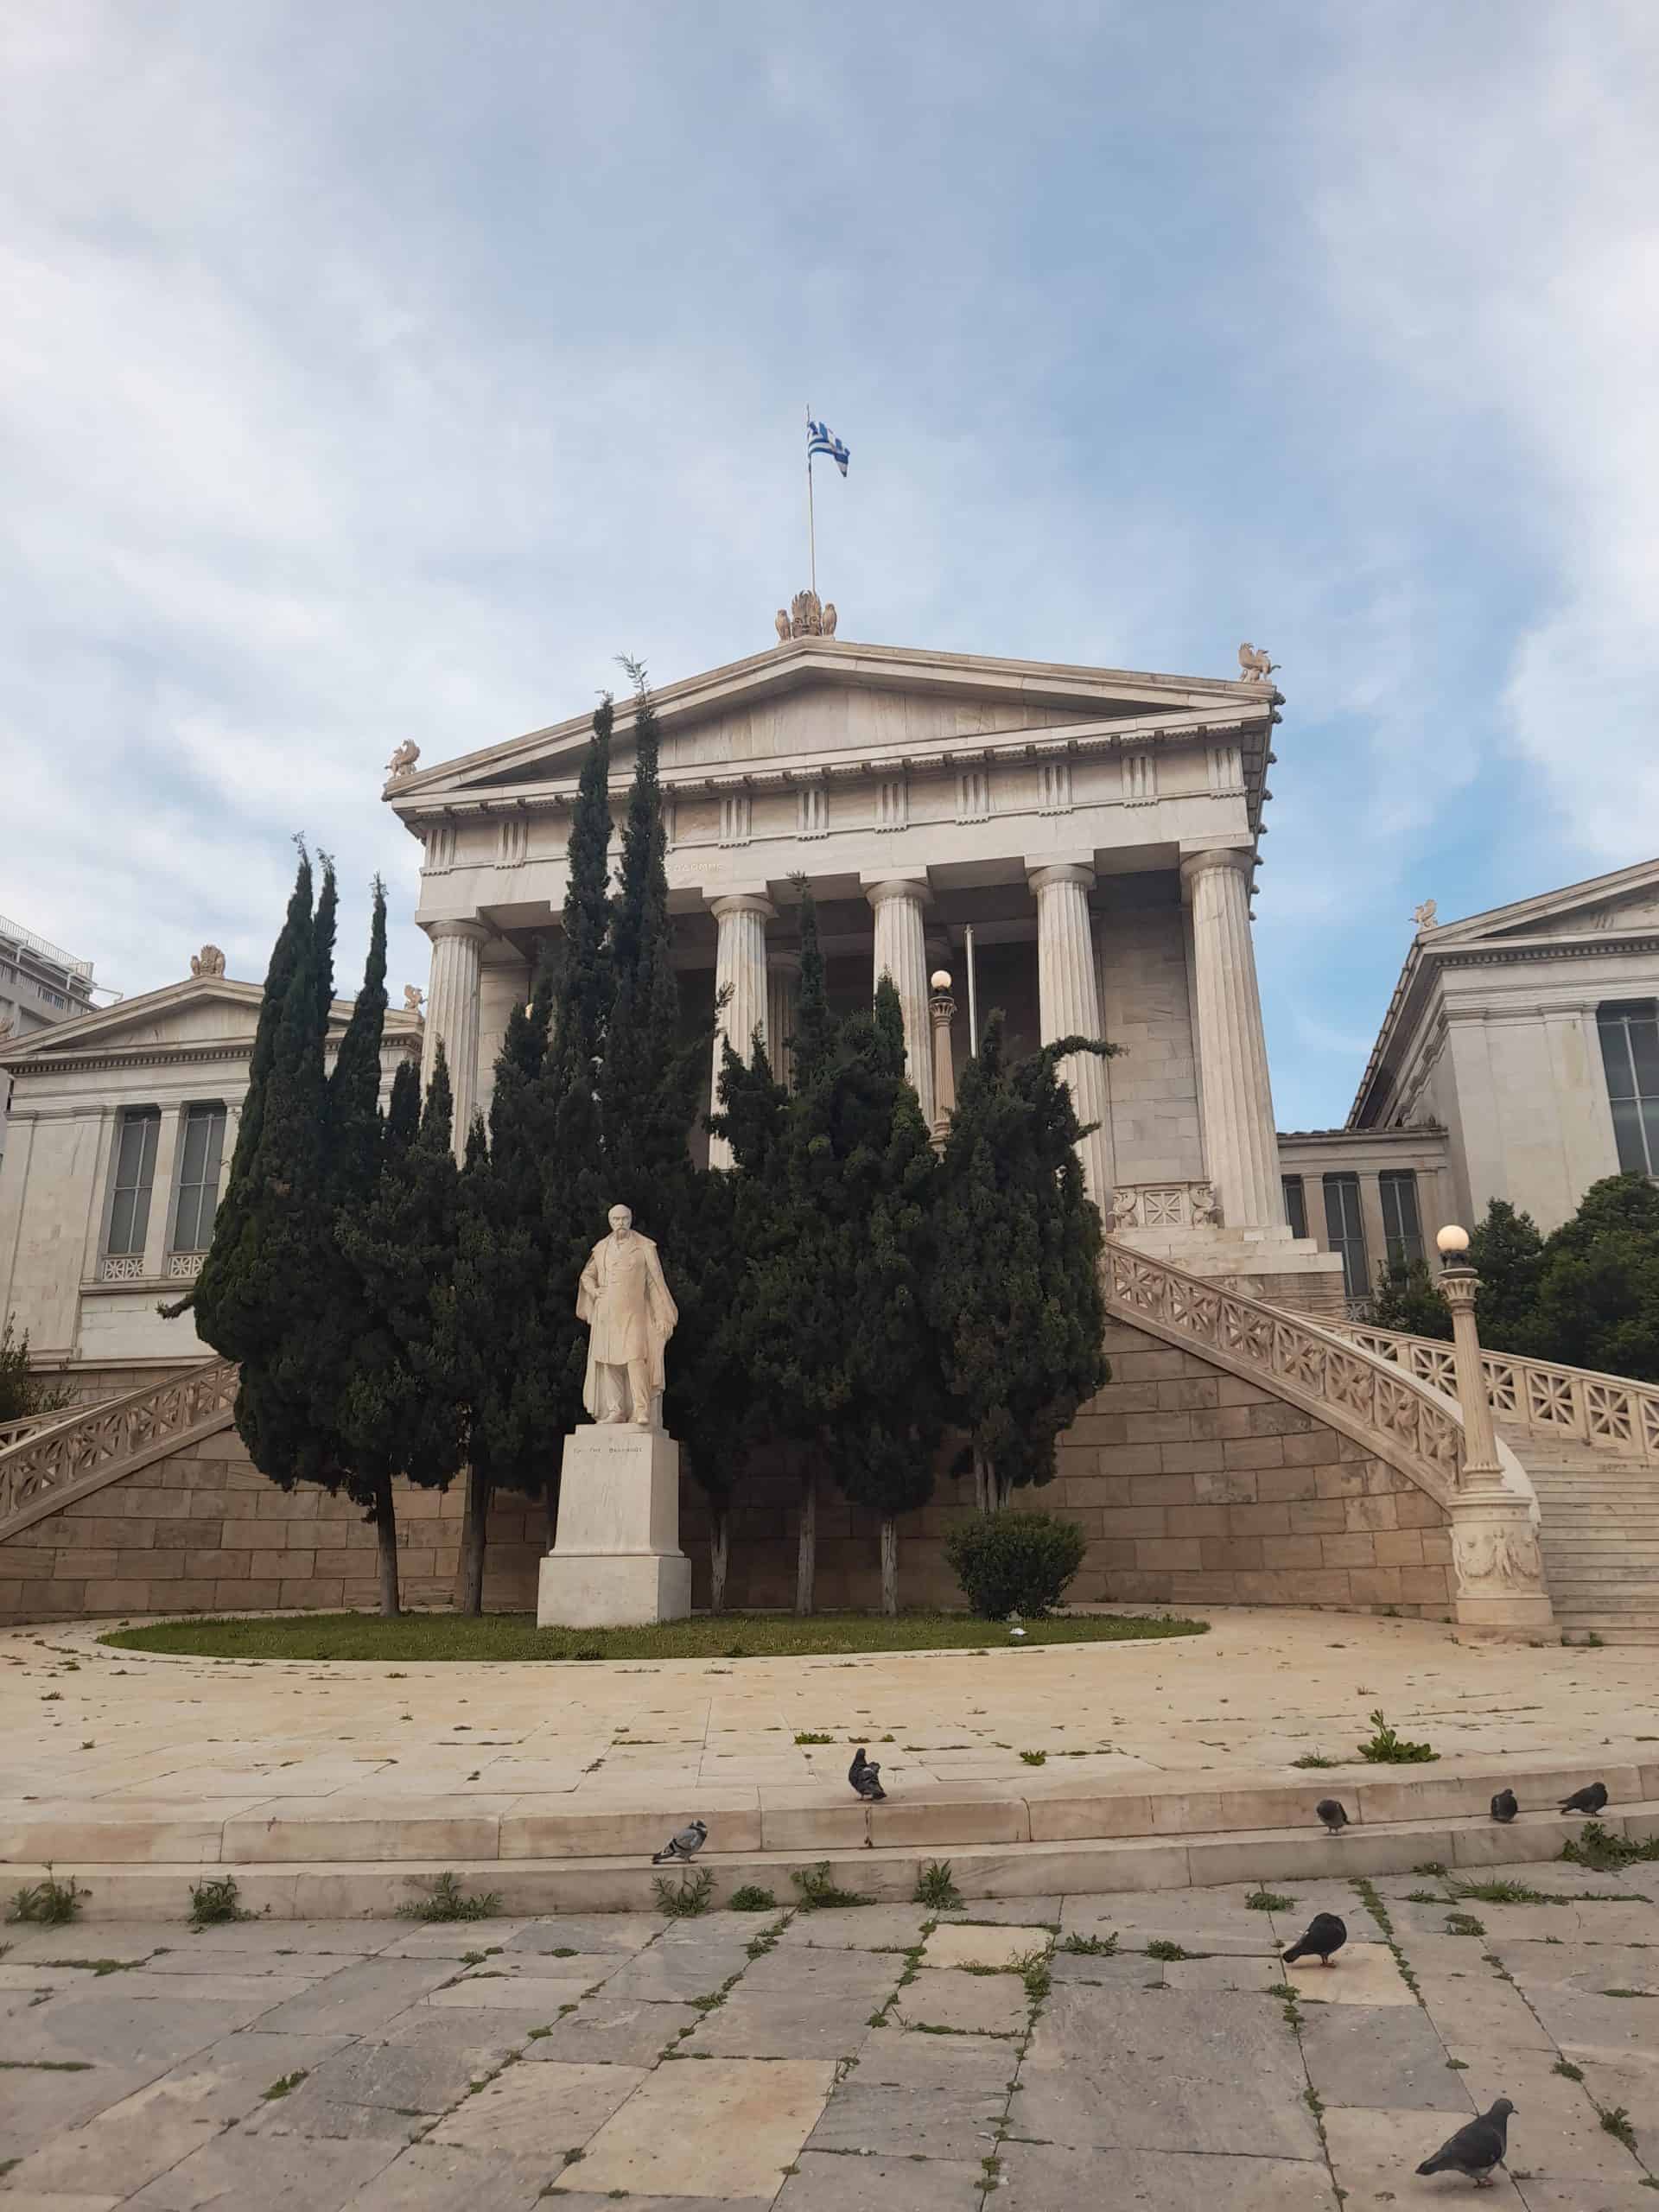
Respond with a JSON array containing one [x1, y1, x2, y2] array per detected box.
[[793, 1732, 835, 1745], [1246, 1888, 1296, 1912], [1554, 2059, 1585, 2082], [1601, 2105, 1638, 2151], [1289, 1753, 1341, 1769], [188, 1875, 252, 1929], [1145, 1939, 1192, 1961], [1059, 1931, 1118, 1955], [1357, 1708, 1438, 1764], [1443, 1910, 1486, 1938], [262, 2070, 308, 2100], [653, 1869, 715, 1919], [791, 1862, 873, 1911], [99, 1610, 1207, 1664], [396, 1872, 501, 1923], [728, 1885, 778, 1913], [1563, 1821, 1659, 1872], [914, 1861, 962, 1910], [6, 1867, 86, 1926], [1450, 1879, 1555, 1906], [1019, 1750, 1046, 1767]]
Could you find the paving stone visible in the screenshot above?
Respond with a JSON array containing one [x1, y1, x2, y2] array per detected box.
[[994, 2137, 1338, 2209], [1516, 1983, 1659, 2060], [378, 1921, 535, 1958], [1163, 1952, 1282, 1991], [1572, 2052, 1659, 2164], [683, 1985, 882, 2060], [1464, 2044, 1650, 2184], [922, 1922, 1051, 1970], [531, 2199, 767, 2212], [429, 2060, 645, 2159], [1323, 2107, 1503, 2207], [0, 1924, 172, 1967], [1299, 2000, 1470, 2109], [773, 1904, 929, 1950], [422, 1974, 591, 2013], [131, 1949, 346, 1981], [518, 1995, 699, 2066], [773, 2147, 987, 2209], [502, 1916, 658, 1956], [245, 2014, 521, 2139], [741, 1945, 900, 1999], [1048, 1947, 1165, 1987], [246, 1957, 458, 2037], [1018, 1986, 1322, 2158], [2, 1989, 266, 2073], [897, 1965, 1027, 2033], [554, 2055, 834, 2198], [1416, 1967, 1560, 2052], [124, 2130, 403, 2209], [1478, 1902, 1658, 1948], [944, 1894, 1063, 1924], [168, 1920, 401, 1958], [1284, 1942, 1416, 2006], [805, 2024, 1014, 2159], [1500, 1942, 1659, 1996], [335, 2141, 550, 2210], [1059, 1890, 1281, 1956], [600, 1936, 754, 2003], [1510, 2179, 1659, 2210]]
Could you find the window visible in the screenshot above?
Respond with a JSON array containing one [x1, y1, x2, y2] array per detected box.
[[1379, 1170, 1423, 1268], [1282, 1174, 1308, 1239], [1598, 1001, 1659, 1176], [172, 1104, 226, 1253], [107, 1109, 160, 1257], [1323, 1172, 1369, 1300]]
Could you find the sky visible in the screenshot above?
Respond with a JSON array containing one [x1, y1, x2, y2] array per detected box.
[[3, 0, 1656, 1130]]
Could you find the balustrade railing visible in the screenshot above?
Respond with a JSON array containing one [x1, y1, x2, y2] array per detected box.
[[1313, 1317, 1659, 1468], [0, 1361, 238, 1536]]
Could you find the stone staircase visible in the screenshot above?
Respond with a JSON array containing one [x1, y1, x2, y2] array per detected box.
[[1504, 1431, 1659, 1645]]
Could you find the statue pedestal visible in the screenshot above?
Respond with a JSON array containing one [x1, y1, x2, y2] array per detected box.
[[1450, 1485, 1558, 1645], [537, 1426, 693, 1628]]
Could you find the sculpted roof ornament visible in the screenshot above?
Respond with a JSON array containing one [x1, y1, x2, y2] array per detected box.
[[778, 588, 837, 641], [1238, 642, 1279, 683], [1412, 899, 1440, 930], [403, 984, 426, 1016], [385, 739, 421, 779], [190, 944, 226, 977]]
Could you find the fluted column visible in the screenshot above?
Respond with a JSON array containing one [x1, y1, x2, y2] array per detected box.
[[1027, 862, 1110, 1207], [1180, 848, 1281, 1230], [766, 951, 800, 1092], [708, 892, 774, 1169], [423, 919, 490, 1159], [866, 877, 934, 1128]]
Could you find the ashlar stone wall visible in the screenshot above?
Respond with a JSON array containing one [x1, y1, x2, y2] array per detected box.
[[0, 1315, 1453, 1624]]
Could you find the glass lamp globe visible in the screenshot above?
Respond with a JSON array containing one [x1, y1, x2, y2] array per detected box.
[[1436, 1224, 1471, 1256], [930, 969, 952, 991]]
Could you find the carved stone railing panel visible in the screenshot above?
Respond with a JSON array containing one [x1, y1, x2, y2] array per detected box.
[[1313, 1316, 1659, 1469], [1103, 1243, 1467, 1503], [166, 1252, 205, 1280], [100, 1255, 145, 1283], [1109, 1181, 1220, 1231], [0, 1360, 238, 1541]]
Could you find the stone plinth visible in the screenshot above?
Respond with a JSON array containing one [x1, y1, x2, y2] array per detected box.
[[537, 1426, 693, 1628], [1449, 1487, 1557, 1645]]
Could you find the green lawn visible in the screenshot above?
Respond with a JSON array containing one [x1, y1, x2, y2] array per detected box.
[[100, 1609, 1206, 1664]]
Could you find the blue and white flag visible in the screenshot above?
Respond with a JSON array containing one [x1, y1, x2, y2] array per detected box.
[[807, 416, 850, 476]]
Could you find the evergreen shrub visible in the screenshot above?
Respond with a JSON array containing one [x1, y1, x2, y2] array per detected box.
[[944, 1510, 1087, 1618]]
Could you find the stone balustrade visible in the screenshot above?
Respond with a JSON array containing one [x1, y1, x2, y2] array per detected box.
[[0, 1360, 238, 1539]]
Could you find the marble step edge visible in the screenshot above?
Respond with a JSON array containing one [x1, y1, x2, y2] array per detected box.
[[6, 1759, 1657, 1866], [10, 1800, 1658, 1922]]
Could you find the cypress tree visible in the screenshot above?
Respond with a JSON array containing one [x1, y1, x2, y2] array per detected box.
[[929, 1013, 1112, 1512]]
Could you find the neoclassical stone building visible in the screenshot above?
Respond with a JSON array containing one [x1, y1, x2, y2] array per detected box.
[[389, 620, 1339, 1308]]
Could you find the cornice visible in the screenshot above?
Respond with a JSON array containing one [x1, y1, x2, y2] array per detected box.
[[5, 1034, 422, 1083]]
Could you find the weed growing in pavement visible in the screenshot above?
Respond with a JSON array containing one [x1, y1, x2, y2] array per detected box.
[[791, 1862, 872, 1910], [6, 1868, 86, 1926], [914, 1861, 962, 1910], [1357, 1708, 1438, 1764], [653, 1869, 715, 1918], [188, 1876, 253, 1929], [396, 1872, 501, 1923]]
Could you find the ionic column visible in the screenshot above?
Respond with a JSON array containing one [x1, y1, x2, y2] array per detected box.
[[866, 877, 934, 1128], [708, 892, 774, 1169], [766, 951, 800, 1092], [1027, 862, 1110, 1208], [422, 919, 490, 1158], [1180, 849, 1281, 1230]]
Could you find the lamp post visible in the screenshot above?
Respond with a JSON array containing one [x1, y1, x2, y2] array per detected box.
[[1434, 1224, 1555, 1643], [929, 971, 957, 1148]]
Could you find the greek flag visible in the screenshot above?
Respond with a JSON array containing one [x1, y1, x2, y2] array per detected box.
[[807, 416, 850, 476]]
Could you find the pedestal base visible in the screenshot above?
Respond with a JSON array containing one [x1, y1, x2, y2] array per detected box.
[[1450, 1488, 1558, 1645], [537, 1423, 694, 1629]]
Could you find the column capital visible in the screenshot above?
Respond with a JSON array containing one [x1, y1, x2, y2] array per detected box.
[[706, 890, 777, 923], [1179, 846, 1254, 894], [423, 918, 492, 947], [863, 874, 932, 911], [1027, 859, 1096, 896]]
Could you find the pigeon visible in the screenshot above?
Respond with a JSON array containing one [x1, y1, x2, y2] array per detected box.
[[1491, 1789, 1518, 1824], [848, 1748, 887, 1802], [1415, 2098, 1514, 2185], [1559, 1782, 1608, 1816], [1281, 1911, 1347, 1967], [1316, 1798, 1349, 1835], [652, 1819, 708, 1865]]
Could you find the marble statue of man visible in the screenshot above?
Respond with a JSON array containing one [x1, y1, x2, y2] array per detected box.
[[577, 1205, 678, 1427]]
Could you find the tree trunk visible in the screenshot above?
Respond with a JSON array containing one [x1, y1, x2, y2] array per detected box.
[[795, 1461, 817, 1616], [710, 1507, 729, 1615], [973, 1447, 993, 1515], [880, 1516, 899, 1616], [458, 1464, 492, 1617], [373, 1475, 401, 1618]]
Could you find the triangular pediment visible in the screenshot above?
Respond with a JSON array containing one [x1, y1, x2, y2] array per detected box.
[[1427, 858, 1659, 950], [385, 634, 1274, 810], [1, 976, 422, 1068]]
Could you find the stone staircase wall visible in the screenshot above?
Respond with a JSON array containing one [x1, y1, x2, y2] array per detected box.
[[1499, 1425, 1659, 1644]]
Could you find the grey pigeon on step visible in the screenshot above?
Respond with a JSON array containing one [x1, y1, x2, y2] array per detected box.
[[1316, 1798, 1349, 1834], [1415, 2098, 1514, 2185], [652, 1819, 708, 1865], [1559, 1781, 1608, 1815], [1282, 1911, 1346, 1967], [1491, 1789, 1518, 1824], [848, 1748, 887, 1801]]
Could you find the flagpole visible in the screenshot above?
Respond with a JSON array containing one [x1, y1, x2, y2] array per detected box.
[[805, 405, 817, 601]]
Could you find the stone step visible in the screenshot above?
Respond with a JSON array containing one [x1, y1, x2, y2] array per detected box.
[[5, 1757, 1656, 1871], [16, 1796, 1659, 1922]]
